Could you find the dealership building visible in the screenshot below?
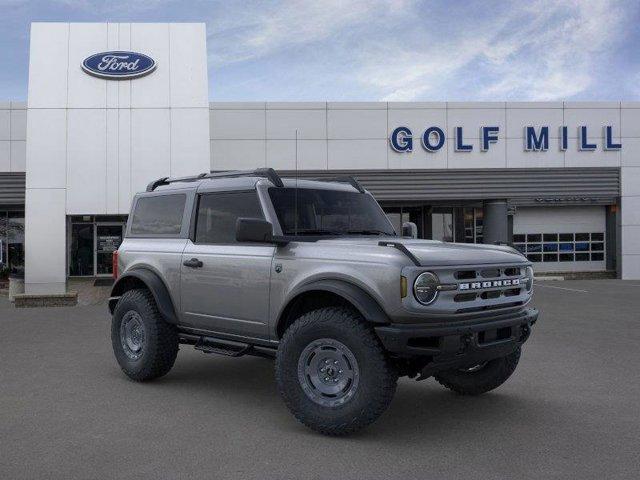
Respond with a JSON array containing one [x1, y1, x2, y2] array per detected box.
[[1, 22, 640, 295]]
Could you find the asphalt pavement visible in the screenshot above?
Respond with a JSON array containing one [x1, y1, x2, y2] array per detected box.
[[1, 280, 639, 479]]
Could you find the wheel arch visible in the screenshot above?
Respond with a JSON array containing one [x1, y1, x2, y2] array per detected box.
[[109, 269, 178, 324], [276, 279, 389, 338]]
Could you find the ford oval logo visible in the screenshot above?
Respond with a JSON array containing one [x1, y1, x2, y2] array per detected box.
[[82, 51, 156, 80]]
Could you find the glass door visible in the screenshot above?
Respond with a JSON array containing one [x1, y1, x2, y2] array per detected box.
[[69, 223, 95, 276], [95, 224, 124, 276]]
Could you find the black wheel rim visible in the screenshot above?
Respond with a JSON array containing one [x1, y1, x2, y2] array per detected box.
[[297, 338, 360, 408], [120, 311, 145, 360]]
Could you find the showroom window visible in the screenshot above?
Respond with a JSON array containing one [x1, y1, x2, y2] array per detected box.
[[0, 210, 25, 277], [513, 232, 605, 263]]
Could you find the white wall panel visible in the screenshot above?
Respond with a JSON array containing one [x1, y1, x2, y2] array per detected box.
[[266, 139, 327, 170], [621, 225, 640, 255], [211, 140, 265, 170], [388, 144, 446, 169], [28, 23, 68, 108], [564, 107, 620, 138], [11, 141, 26, 172], [0, 141, 9, 171], [446, 137, 506, 169], [0, 110, 9, 140], [621, 166, 640, 196], [506, 108, 564, 138], [621, 196, 640, 226], [106, 108, 119, 212], [130, 23, 170, 108], [210, 109, 265, 139], [25, 109, 67, 189], [506, 138, 564, 168], [621, 255, 640, 279], [67, 23, 108, 109], [170, 108, 211, 177], [25, 188, 66, 294], [10, 109, 27, 140], [621, 108, 640, 138], [130, 108, 171, 195], [266, 109, 326, 139], [621, 138, 640, 167], [117, 109, 132, 213], [328, 140, 387, 169], [328, 110, 386, 139], [66, 109, 107, 214], [169, 23, 208, 108], [447, 108, 506, 141], [564, 143, 620, 168], [106, 23, 119, 108], [117, 23, 132, 109]]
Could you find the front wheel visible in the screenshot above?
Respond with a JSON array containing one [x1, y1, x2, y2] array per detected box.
[[275, 307, 397, 436], [434, 347, 521, 395]]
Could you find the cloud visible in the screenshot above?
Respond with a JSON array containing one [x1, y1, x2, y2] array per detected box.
[[358, 0, 628, 101], [208, 0, 413, 66]]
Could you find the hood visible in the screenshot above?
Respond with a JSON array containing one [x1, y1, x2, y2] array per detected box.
[[315, 237, 527, 266]]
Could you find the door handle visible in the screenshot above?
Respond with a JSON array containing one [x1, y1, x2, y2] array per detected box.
[[183, 258, 203, 268]]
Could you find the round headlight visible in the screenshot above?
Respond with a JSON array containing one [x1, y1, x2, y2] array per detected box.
[[525, 266, 534, 292], [414, 272, 440, 305]]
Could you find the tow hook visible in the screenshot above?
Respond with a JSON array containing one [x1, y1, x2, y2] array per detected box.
[[520, 325, 531, 342], [459, 333, 473, 353]]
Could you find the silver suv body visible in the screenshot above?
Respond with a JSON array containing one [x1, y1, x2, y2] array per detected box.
[[109, 168, 538, 435]]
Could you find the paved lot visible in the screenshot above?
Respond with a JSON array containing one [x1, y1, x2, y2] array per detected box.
[[1, 280, 639, 480]]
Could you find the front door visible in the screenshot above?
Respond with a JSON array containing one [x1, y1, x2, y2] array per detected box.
[[180, 191, 274, 340], [95, 224, 124, 276]]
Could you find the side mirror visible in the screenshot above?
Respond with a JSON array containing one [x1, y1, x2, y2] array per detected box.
[[236, 218, 274, 243], [402, 221, 418, 239]]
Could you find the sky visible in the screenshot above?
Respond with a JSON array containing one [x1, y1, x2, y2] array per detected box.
[[0, 0, 639, 102]]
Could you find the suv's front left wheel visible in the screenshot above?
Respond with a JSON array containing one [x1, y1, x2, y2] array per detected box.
[[275, 307, 397, 436], [111, 288, 179, 381]]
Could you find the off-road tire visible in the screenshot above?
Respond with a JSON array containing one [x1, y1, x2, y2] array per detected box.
[[275, 307, 397, 436], [111, 288, 179, 381], [434, 347, 521, 395]]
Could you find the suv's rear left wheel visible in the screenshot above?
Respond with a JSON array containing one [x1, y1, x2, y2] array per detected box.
[[276, 307, 397, 436], [111, 288, 179, 381]]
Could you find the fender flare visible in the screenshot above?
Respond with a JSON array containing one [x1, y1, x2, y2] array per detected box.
[[109, 269, 178, 324], [281, 278, 390, 326]]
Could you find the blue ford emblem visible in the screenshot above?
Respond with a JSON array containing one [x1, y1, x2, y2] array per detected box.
[[82, 51, 156, 80]]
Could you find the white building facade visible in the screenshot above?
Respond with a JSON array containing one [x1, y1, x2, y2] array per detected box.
[[1, 22, 639, 295]]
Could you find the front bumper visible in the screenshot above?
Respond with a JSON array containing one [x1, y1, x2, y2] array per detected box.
[[375, 307, 538, 375]]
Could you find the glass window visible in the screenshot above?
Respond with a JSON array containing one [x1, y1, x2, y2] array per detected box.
[[591, 252, 604, 261], [559, 233, 574, 241], [527, 234, 542, 242], [130, 194, 186, 236], [269, 188, 395, 237], [196, 191, 264, 244], [575, 233, 590, 241], [591, 233, 604, 241], [7, 212, 24, 273], [513, 234, 526, 243], [69, 224, 94, 276], [515, 231, 606, 265], [543, 233, 558, 241]]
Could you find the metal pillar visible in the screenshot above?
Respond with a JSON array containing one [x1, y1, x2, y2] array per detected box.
[[483, 200, 509, 245]]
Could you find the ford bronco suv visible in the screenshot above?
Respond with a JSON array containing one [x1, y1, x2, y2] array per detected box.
[[109, 168, 538, 436]]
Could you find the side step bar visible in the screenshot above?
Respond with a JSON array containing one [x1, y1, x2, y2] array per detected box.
[[179, 333, 277, 359]]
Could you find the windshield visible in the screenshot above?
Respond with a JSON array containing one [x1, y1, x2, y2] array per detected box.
[[268, 188, 396, 236]]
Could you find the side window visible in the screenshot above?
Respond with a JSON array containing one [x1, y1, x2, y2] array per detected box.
[[130, 194, 186, 236], [195, 191, 264, 244]]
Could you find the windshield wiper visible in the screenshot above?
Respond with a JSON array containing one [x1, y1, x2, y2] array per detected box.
[[346, 229, 394, 236], [290, 229, 344, 236]]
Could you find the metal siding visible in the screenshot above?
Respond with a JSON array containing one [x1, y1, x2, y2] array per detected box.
[[281, 168, 620, 204], [0, 172, 26, 206]]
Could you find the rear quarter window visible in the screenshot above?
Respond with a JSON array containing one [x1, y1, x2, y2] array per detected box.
[[130, 194, 186, 236]]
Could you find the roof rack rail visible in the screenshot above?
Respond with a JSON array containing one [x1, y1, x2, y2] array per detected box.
[[145, 168, 284, 192], [305, 176, 366, 193]]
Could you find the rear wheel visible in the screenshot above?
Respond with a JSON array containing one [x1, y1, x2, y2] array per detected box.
[[111, 288, 179, 381], [276, 307, 397, 436], [434, 347, 521, 395]]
